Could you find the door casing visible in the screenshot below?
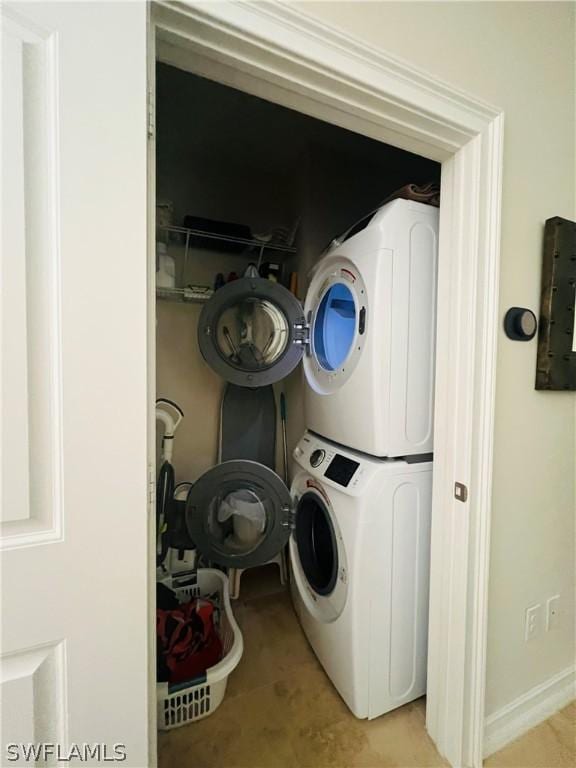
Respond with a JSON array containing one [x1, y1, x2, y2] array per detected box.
[[148, 3, 504, 767]]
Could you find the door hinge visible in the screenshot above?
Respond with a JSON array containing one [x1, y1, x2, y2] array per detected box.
[[281, 504, 296, 530], [147, 89, 155, 139], [454, 482, 468, 503], [293, 321, 310, 346], [148, 464, 156, 506]]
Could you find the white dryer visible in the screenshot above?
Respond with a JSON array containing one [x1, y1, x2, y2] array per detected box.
[[304, 198, 439, 456], [183, 431, 433, 720], [196, 198, 438, 458]]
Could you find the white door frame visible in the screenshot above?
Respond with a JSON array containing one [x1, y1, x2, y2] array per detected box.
[[149, 3, 504, 767]]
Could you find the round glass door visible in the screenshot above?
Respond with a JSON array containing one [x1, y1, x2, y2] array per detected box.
[[294, 492, 338, 596], [198, 278, 306, 387], [313, 283, 357, 371], [215, 297, 289, 370], [186, 460, 292, 569]]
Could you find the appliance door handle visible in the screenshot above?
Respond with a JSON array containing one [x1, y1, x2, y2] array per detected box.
[[359, 306, 366, 335]]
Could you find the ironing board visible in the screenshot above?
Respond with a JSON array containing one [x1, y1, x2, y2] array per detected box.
[[219, 384, 276, 468], [219, 383, 287, 598]]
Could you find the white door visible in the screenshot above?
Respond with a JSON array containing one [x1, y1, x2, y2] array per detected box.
[[1, 3, 149, 765]]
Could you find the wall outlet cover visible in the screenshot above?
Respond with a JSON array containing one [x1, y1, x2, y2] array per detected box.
[[525, 604, 543, 642], [546, 595, 561, 631]]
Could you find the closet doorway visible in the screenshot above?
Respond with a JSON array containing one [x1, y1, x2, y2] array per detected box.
[[148, 4, 503, 768]]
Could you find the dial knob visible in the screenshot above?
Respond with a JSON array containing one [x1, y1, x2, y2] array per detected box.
[[310, 449, 325, 468], [504, 307, 537, 341]]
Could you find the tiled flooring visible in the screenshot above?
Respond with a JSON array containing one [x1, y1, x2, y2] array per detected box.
[[484, 702, 575, 768], [158, 566, 576, 768]]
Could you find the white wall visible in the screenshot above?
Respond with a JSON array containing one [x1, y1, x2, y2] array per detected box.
[[294, 1, 576, 717]]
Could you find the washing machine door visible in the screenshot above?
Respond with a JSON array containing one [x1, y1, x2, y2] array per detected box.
[[289, 482, 348, 622], [294, 490, 339, 596], [302, 258, 368, 395], [185, 460, 292, 569], [197, 278, 306, 387]]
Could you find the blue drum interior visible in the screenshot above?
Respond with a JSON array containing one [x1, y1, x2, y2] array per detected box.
[[314, 283, 356, 371]]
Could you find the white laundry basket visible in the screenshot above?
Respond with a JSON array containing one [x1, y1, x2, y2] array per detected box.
[[157, 568, 243, 730]]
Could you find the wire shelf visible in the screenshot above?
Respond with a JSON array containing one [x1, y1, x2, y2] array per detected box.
[[158, 224, 297, 257], [156, 285, 214, 304]]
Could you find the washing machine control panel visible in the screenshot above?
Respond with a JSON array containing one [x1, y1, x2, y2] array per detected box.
[[295, 434, 366, 490], [293, 433, 372, 495], [324, 454, 360, 487]]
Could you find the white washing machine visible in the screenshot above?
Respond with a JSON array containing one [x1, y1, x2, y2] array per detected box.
[[289, 432, 433, 719], [196, 198, 438, 458], [184, 431, 433, 719]]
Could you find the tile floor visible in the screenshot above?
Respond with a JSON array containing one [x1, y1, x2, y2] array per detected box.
[[158, 566, 576, 768]]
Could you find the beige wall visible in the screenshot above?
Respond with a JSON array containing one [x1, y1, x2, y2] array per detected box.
[[293, 1, 576, 717]]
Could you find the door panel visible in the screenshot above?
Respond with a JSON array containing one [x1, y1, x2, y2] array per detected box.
[[1, 5, 62, 547], [1, 3, 148, 765], [186, 460, 292, 568], [197, 277, 306, 387]]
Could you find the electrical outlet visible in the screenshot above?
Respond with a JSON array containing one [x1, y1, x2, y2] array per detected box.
[[546, 595, 561, 631], [525, 604, 542, 642]]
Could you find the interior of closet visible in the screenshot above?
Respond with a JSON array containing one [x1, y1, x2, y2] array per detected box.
[[155, 62, 440, 481], [155, 60, 442, 766]]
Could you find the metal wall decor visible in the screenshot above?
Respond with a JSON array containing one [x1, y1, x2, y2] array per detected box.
[[535, 216, 576, 390]]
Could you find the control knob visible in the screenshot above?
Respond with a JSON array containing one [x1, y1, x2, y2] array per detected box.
[[310, 449, 325, 468]]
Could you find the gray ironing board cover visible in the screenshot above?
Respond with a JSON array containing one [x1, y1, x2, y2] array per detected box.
[[219, 383, 277, 470]]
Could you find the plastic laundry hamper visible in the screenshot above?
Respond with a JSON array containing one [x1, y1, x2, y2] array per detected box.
[[157, 569, 243, 730]]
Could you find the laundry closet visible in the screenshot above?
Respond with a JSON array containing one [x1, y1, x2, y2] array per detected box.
[[154, 59, 441, 761]]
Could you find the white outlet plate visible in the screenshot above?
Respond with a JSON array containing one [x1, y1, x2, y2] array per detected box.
[[546, 595, 561, 631], [525, 603, 542, 642]]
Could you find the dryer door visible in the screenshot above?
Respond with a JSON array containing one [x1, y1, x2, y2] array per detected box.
[[303, 258, 368, 395], [197, 278, 306, 387], [185, 460, 292, 569]]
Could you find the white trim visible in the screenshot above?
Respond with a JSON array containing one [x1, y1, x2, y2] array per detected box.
[[146, 6, 159, 768], [484, 666, 576, 758], [150, 3, 504, 766], [154, 0, 494, 159]]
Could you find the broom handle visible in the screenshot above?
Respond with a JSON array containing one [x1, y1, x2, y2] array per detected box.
[[280, 392, 288, 484]]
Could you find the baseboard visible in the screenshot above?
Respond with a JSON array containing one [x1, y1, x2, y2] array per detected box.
[[483, 665, 576, 758]]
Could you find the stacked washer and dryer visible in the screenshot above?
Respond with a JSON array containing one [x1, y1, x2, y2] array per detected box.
[[184, 198, 439, 720]]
